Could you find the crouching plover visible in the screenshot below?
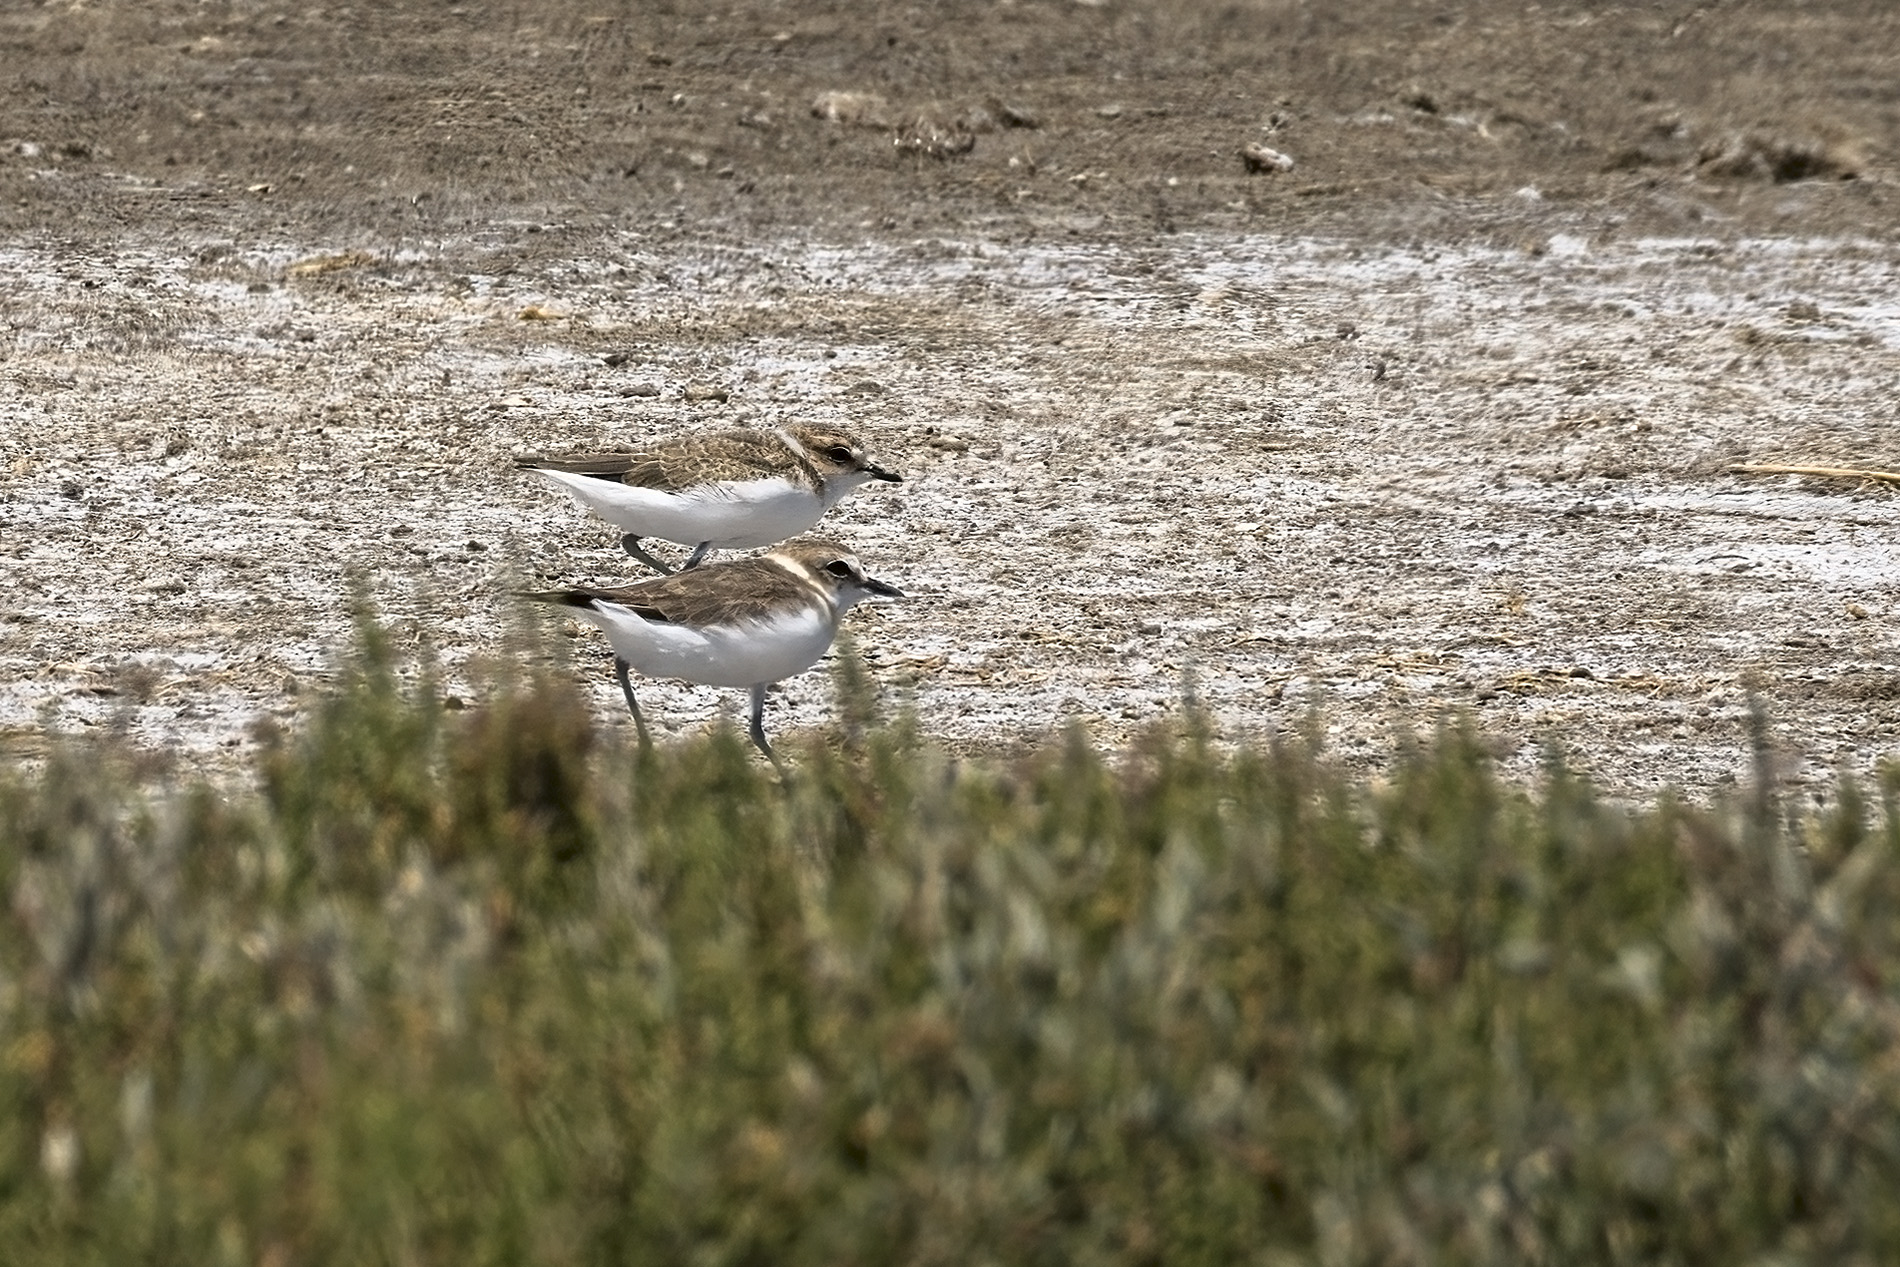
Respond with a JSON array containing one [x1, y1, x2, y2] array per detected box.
[[516, 425, 901, 574], [523, 537, 904, 768]]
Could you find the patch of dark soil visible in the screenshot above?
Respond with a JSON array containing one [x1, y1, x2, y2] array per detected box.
[[0, 0, 1894, 241]]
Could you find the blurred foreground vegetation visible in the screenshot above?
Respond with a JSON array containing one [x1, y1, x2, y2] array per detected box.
[[5, 626, 1900, 1265]]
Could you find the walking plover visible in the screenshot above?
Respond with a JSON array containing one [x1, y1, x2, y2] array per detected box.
[[525, 536, 904, 767], [516, 425, 900, 574]]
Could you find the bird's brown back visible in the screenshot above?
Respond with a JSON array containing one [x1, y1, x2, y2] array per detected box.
[[516, 429, 818, 492], [559, 554, 829, 628]]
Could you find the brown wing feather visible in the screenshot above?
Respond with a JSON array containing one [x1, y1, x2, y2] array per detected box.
[[567, 556, 823, 628], [513, 452, 643, 478]]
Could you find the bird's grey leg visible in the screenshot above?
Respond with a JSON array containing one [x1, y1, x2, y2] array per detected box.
[[680, 541, 713, 570], [620, 534, 675, 576], [615, 658, 652, 750], [748, 683, 786, 775]]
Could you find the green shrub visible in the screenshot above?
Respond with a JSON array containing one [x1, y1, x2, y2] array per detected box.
[[1, 623, 1898, 1264]]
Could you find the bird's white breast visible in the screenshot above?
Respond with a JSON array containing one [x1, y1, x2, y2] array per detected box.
[[531, 470, 825, 548], [577, 600, 839, 688]]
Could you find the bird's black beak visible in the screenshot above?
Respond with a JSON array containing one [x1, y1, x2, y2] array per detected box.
[[861, 575, 906, 599], [864, 462, 903, 483]]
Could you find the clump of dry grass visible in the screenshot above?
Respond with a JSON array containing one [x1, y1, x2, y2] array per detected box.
[[2, 617, 1899, 1262]]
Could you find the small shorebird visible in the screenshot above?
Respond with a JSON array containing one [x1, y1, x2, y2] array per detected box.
[[516, 424, 901, 574], [524, 536, 904, 768]]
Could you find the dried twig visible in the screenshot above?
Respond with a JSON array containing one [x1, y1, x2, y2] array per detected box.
[[1727, 462, 1900, 485]]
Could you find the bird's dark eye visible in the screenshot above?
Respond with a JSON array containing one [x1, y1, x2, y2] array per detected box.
[[825, 559, 855, 579], [824, 445, 855, 463]]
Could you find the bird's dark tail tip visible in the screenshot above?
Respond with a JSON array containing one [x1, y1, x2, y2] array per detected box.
[[516, 589, 597, 610]]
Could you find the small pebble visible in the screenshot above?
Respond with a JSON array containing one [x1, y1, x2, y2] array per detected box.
[[1240, 142, 1295, 173]]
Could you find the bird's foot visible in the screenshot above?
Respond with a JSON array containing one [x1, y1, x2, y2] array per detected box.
[[621, 535, 676, 575]]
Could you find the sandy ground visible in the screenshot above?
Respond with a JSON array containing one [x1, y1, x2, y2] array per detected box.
[[6, 221, 1900, 802], [3, 1, 1899, 800]]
